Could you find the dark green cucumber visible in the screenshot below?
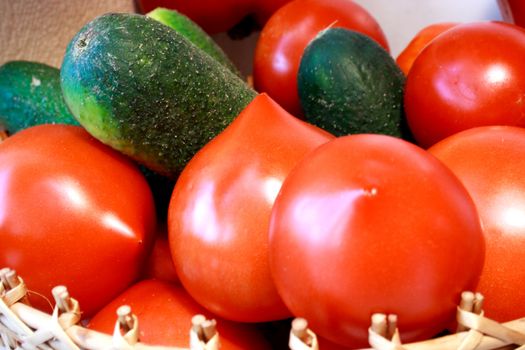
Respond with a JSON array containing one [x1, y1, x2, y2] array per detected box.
[[147, 8, 240, 76], [298, 28, 407, 138], [0, 61, 79, 134], [61, 13, 257, 178]]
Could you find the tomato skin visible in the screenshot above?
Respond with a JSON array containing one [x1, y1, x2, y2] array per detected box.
[[405, 22, 525, 148], [252, 0, 292, 26], [498, 0, 525, 27], [253, 0, 389, 117], [139, 0, 252, 33], [396, 22, 457, 75], [168, 93, 334, 322], [143, 224, 179, 284], [137, 0, 291, 33], [0, 125, 156, 316], [428, 126, 525, 322], [269, 134, 485, 347], [88, 279, 272, 349]]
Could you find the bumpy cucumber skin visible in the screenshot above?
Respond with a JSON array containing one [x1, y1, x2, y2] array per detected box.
[[147, 8, 240, 76], [0, 61, 79, 134], [61, 13, 256, 178], [298, 28, 407, 138]]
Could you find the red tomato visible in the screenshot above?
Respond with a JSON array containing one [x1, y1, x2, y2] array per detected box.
[[498, 0, 525, 27], [89, 279, 272, 349], [0, 125, 156, 316], [137, 0, 291, 34], [253, 0, 389, 117], [269, 134, 485, 348], [404, 22, 525, 148], [143, 224, 179, 284], [252, 0, 292, 27], [429, 126, 525, 322], [396, 22, 458, 75], [138, 0, 252, 33], [168, 94, 334, 322]]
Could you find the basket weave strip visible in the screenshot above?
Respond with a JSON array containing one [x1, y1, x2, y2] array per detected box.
[[5, 269, 525, 350], [0, 320, 25, 349], [2, 280, 27, 307], [457, 328, 484, 350], [288, 318, 319, 350], [0, 297, 41, 348], [0, 277, 218, 350], [8, 302, 218, 350], [2, 300, 218, 350], [365, 312, 525, 350], [458, 308, 525, 346]]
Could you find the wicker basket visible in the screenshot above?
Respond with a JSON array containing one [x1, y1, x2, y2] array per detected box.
[[2, 267, 525, 350]]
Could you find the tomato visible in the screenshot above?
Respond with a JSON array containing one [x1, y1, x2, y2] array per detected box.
[[429, 126, 525, 322], [168, 94, 334, 322], [0, 129, 8, 142], [137, 0, 291, 34], [143, 223, 179, 284], [88, 279, 272, 349], [138, 0, 252, 33], [396, 22, 458, 75], [0, 125, 156, 316], [253, 0, 389, 117], [252, 0, 292, 27], [269, 134, 485, 348], [498, 0, 525, 27], [404, 22, 525, 148]]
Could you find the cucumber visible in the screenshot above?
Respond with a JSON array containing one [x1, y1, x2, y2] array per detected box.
[[298, 28, 407, 138], [0, 61, 172, 218], [147, 8, 240, 76], [61, 13, 257, 178], [0, 61, 78, 134]]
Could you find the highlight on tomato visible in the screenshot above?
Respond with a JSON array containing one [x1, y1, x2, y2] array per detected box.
[[429, 126, 525, 322], [269, 134, 485, 348], [0, 124, 157, 317], [253, 0, 389, 117], [168, 93, 333, 323], [404, 21, 525, 148]]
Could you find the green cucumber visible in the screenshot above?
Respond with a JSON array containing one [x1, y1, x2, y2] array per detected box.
[[0, 61, 79, 134], [61, 13, 257, 178], [147, 8, 240, 76], [298, 28, 407, 138]]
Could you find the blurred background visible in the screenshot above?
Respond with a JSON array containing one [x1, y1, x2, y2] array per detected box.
[[0, 0, 505, 76], [353, 0, 502, 56]]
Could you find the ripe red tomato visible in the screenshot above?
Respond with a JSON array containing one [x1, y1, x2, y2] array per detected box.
[[428, 126, 525, 322], [396, 22, 457, 75], [168, 94, 333, 322], [252, 0, 292, 27], [143, 224, 179, 284], [138, 0, 252, 33], [404, 22, 525, 148], [269, 134, 485, 348], [253, 0, 389, 117], [88, 279, 272, 349], [0, 125, 156, 316], [137, 0, 291, 34], [498, 0, 525, 27]]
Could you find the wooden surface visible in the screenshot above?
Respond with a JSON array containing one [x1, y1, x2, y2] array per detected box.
[[0, 0, 136, 68]]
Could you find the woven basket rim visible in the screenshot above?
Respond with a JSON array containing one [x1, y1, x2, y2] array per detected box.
[[2, 268, 525, 350]]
